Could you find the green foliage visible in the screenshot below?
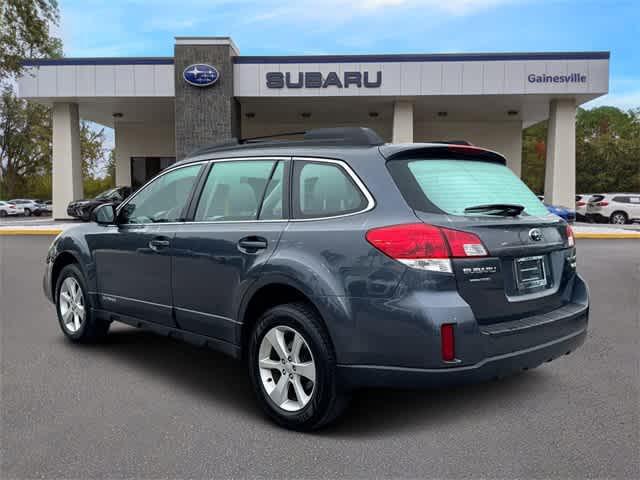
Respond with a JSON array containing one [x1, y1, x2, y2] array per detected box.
[[522, 106, 640, 194], [0, 87, 113, 199], [0, 0, 62, 80]]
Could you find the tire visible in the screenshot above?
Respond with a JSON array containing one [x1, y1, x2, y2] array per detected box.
[[24, 208, 31, 216], [248, 302, 350, 431], [610, 211, 628, 225], [55, 264, 110, 343], [34, 211, 41, 217], [0, 210, 6, 217]]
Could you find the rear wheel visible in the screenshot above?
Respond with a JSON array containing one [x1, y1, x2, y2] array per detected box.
[[0, 210, 6, 217], [610, 211, 628, 225], [55, 264, 110, 342], [248, 302, 349, 430], [24, 208, 31, 216]]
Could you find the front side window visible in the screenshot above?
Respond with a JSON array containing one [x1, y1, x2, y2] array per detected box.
[[395, 159, 549, 217], [119, 164, 201, 224], [294, 161, 367, 219], [194, 160, 284, 222]]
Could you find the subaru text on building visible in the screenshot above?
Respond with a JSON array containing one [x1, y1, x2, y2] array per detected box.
[[43, 128, 589, 430]]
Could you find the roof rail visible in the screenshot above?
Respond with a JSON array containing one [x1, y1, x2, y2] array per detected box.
[[188, 127, 385, 157]]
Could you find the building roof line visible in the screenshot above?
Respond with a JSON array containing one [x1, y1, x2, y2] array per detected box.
[[21, 51, 610, 67], [234, 51, 610, 64], [22, 57, 175, 66]]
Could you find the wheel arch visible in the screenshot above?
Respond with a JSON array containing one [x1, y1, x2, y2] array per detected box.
[[51, 251, 84, 301], [237, 276, 348, 361]]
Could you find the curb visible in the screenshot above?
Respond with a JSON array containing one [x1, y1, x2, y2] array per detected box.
[[574, 233, 640, 239], [0, 229, 63, 236]]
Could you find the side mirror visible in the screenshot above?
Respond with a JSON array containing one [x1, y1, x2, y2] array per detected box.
[[91, 203, 116, 225]]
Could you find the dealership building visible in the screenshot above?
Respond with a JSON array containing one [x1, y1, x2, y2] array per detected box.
[[17, 37, 609, 218]]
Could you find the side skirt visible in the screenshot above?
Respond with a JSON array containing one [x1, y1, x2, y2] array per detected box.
[[94, 308, 242, 360]]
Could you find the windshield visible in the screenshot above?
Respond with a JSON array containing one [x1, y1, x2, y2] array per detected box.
[[94, 188, 119, 200], [404, 159, 549, 217]]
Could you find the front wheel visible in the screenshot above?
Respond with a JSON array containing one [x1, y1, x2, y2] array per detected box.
[[0, 210, 6, 217], [248, 302, 349, 431], [55, 264, 110, 343]]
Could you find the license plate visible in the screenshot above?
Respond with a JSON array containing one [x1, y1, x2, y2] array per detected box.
[[515, 255, 547, 291]]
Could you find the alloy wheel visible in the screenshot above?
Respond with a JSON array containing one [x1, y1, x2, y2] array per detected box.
[[612, 214, 626, 224], [59, 277, 85, 333], [258, 326, 316, 412]]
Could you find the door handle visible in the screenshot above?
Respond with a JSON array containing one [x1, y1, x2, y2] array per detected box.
[[149, 238, 170, 252], [238, 236, 268, 252]]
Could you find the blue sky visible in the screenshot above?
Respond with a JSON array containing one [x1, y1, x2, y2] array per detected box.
[[56, 0, 639, 109]]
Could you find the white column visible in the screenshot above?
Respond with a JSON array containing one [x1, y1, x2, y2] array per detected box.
[[114, 123, 131, 187], [392, 100, 414, 143], [52, 103, 83, 219], [544, 99, 576, 207]]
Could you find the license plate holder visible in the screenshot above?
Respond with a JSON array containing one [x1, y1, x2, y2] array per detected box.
[[515, 255, 547, 291]]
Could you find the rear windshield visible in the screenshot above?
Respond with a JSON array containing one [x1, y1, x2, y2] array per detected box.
[[397, 159, 549, 217]]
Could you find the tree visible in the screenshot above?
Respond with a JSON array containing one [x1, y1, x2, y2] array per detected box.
[[522, 106, 640, 195], [0, 85, 52, 198], [0, 0, 61, 80], [0, 87, 113, 199]]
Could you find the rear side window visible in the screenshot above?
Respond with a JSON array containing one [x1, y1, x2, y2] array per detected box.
[[195, 160, 283, 221], [612, 196, 630, 203], [392, 159, 549, 217], [589, 195, 605, 203], [293, 161, 367, 219]]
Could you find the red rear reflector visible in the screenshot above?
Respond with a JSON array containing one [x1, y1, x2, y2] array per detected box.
[[441, 324, 455, 361], [566, 225, 575, 247]]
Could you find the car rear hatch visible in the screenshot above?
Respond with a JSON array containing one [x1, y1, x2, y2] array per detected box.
[[383, 144, 577, 324], [586, 194, 606, 214]]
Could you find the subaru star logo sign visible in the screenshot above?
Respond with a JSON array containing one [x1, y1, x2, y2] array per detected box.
[[183, 63, 219, 87], [529, 228, 544, 242]]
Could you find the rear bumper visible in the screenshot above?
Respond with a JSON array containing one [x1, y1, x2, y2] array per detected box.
[[586, 213, 608, 223], [338, 321, 586, 389], [338, 273, 589, 390]]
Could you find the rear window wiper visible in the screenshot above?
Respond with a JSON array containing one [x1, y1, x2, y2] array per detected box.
[[463, 203, 525, 216]]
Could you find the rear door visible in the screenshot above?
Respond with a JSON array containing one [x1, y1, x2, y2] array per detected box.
[[389, 155, 576, 323], [171, 158, 288, 342]]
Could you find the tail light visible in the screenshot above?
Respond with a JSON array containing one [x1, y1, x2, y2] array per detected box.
[[566, 225, 575, 247], [365, 223, 487, 273], [596, 201, 609, 207], [576, 201, 586, 207], [441, 324, 456, 361]]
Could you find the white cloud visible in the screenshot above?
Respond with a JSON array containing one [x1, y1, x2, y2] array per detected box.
[[244, 0, 517, 24], [584, 90, 640, 111]]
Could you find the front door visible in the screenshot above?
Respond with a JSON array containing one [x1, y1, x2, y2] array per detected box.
[[171, 159, 288, 342], [88, 163, 203, 326]]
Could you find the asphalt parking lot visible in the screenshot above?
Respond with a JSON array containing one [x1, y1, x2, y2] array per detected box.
[[1, 237, 638, 479]]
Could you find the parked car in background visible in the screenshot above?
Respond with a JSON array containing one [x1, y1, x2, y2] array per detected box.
[[67, 186, 131, 221], [545, 203, 576, 223], [0, 201, 24, 217], [44, 127, 588, 430], [575, 194, 593, 221], [586, 193, 640, 224], [8, 199, 46, 216], [43, 200, 53, 214]]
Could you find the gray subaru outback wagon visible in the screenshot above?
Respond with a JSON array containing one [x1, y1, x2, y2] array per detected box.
[[44, 127, 588, 430]]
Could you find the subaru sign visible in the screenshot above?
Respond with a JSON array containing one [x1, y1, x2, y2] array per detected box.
[[183, 64, 219, 87]]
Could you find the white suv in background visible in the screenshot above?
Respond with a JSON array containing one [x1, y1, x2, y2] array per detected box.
[[0, 201, 24, 217], [575, 194, 593, 221], [586, 193, 640, 224]]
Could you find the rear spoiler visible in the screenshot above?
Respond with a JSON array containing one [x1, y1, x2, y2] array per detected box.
[[379, 143, 507, 165]]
